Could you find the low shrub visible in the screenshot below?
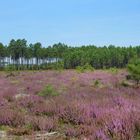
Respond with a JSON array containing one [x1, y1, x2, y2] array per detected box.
[[121, 80, 134, 87], [38, 84, 59, 97], [108, 67, 118, 74], [65, 127, 80, 137], [41, 61, 64, 71], [76, 63, 94, 73], [0, 108, 25, 127], [94, 80, 100, 87], [126, 74, 132, 80], [27, 116, 56, 132], [4, 64, 16, 72], [8, 127, 32, 136]]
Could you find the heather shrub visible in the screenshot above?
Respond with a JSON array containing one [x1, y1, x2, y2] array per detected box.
[[96, 129, 110, 140], [58, 103, 96, 125], [0, 69, 140, 139], [135, 124, 140, 136], [18, 95, 48, 115], [27, 116, 56, 132], [78, 124, 97, 137], [38, 84, 59, 97], [0, 108, 25, 127], [2, 90, 15, 102], [64, 124, 99, 139], [8, 127, 32, 136], [105, 118, 135, 140], [65, 127, 80, 137], [28, 101, 57, 116], [29, 103, 48, 115], [59, 105, 84, 125], [0, 97, 8, 107], [19, 95, 44, 106]]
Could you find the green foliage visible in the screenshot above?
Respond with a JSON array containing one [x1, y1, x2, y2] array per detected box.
[[93, 79, 103, 88], [1, 39, 140, 70], [76, 66, 84, 73], [94, 80, 100, 87], [38, 84, 59, 97], [0, 125, 9, 131], [83, 63, 94, 71], [135, 133, 140, 140], [108, 67, 118, 74], [76, 63, 94, 73], [53, 61, 64, 71], [4, 65, 21, 78], [121, 80, 129, 87], [127, 58, 140, 85], [4, 65, 16, 72], [24, 123, 33, 130], [8, 39, 27, 61], [120, 80, 134, 87], [126, 74, 132, 80], [41, 61, 64, 71]]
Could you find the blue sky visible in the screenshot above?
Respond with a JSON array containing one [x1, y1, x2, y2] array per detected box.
[[0, 0, 140, 46]]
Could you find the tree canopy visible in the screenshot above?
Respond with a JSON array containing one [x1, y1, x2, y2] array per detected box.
[[127, 58, 140, 85], [0, 39, 140, 70]]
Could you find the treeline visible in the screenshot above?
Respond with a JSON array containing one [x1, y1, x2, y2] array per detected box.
[[0, 39, 140, 70]]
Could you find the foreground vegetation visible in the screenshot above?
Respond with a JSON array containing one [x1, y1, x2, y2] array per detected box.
[[0, 69, 140, 139]]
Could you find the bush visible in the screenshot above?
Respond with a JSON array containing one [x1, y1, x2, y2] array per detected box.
[[121, 80, 133, 87], [94, 80, 100, 87], [38, 84, 59, 97], [126, 75, 132, 80], [108, 67, 118, 74], [27, 116, 56, 131], [0, 109, 25, 127], [41, 61, 64, 71], [54, 61, 64, 71], [76, 63, 94, 73], [4, 64, 16, 72]]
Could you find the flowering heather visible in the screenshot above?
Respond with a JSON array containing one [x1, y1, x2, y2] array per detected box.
[[0, 70, 140, 139]]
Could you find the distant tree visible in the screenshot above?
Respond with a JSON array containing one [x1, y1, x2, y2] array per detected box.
[[32, 42, 42, 69], [127, 57, 140, 85], [8, 39, 27, 69], [0, 43, 5, 55], [0, 39, 139, 70], [0, 43, 5, 68]]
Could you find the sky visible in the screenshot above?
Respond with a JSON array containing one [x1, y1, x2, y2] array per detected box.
[[0, 0, 140, 47]]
